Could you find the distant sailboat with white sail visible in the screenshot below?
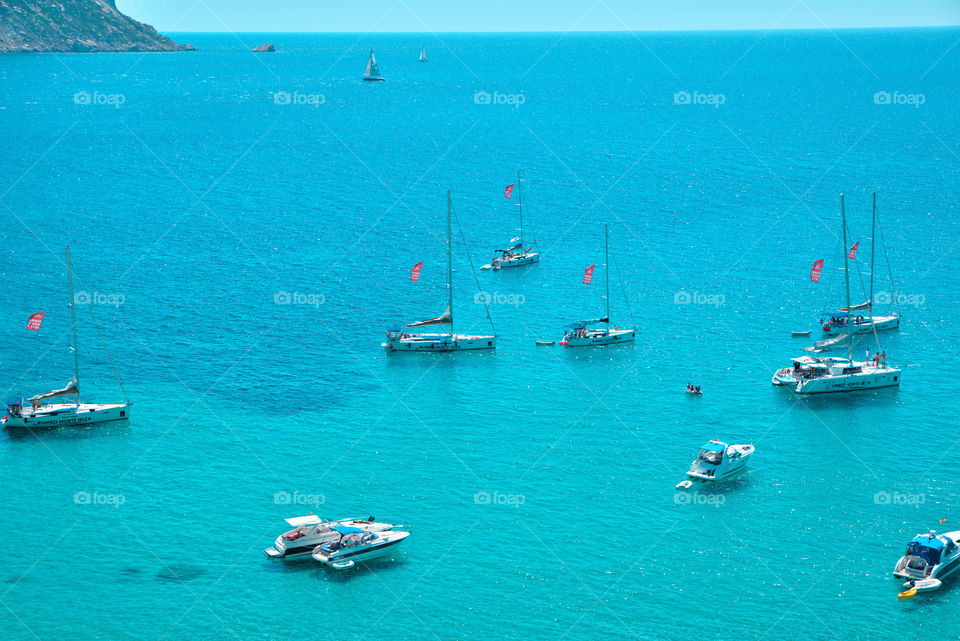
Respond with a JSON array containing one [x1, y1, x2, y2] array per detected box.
[[419, 47, 428, 62], [3, 247, 130, 428], [363, 50, 385, 81]]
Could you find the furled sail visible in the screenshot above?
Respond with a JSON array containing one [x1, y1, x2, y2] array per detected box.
[[29, 377, 79, 401], [803, 333, 849, 353], [407, 305, 452, 327], [840, 299, 871, 312]]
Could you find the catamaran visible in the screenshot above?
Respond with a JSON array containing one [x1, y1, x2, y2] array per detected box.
[[772, 195, 901, 394], [820, 192, 900, 335], [383, 191, 497, 352], [419, 47, 428, 62], [3, 247, 130, 428], [483, 171, 540, 270], [560, 224, 636, 346], [363, 50, 385, 81]]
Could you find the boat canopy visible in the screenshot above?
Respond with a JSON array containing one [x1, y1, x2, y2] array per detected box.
[[28, 378, 78, 401], [907, 534, 947, 565], [701, 442, 726, 452], [407, 305, 452, 327], [284, 515, 323, 527], [331, 526, 364, 535]]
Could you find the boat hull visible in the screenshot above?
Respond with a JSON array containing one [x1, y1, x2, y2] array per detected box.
[[822, 314, 899, 334], [312, 532, 409, 566], [362, 77, 385, 82], [498, 252, 539, 267], [562, 328, 635, 346], [793, 368, 900, 394], [3, 403, 129, 428], [894, 531, 960, 587], [383, 334, 495, 352]]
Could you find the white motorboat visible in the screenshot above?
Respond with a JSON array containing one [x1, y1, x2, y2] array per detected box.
[[3, 247, 130, 429], [686, 440, 754, 480], [383, 191, 496, 353], [312, 526, 410, 570], [560, 224, 636, 347], [362, 50, 385, 81], [894, 530, 960, 595], [772, 355, 900, 394], [264, 515, 397, 559], [773, 195, 901, 395], [820, 192, 901, 335]]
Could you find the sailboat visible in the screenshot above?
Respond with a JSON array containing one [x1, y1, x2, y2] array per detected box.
[[363, 50, 385, 82], [560, 224, 636, 346], [419, 47, 428, 62], [772, 195, 901, 394], [383, 191, 497, 352], [820, 192, 900, 335], [483, 171, 540, 270], [3, 247, 130, 428]]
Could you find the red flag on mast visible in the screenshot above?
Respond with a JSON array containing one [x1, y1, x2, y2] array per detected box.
[[848, 242, 859, 259], [27, 312, 44, 331], [583, 265, 596, 285], [410, 262, 424, 281], [810, 259, 824, 283], [504, 184, 514, 199]]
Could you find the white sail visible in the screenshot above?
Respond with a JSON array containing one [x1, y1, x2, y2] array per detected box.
[[364, 51, 381, 78], [419, 48, 427, 62]]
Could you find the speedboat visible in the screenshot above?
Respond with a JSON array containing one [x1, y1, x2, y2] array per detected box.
[[263, 515, 397, 559], [686, 440, 754, 480], [772, 356, 900, 394], [894, 531, 960, 595], [312, 526, 410, 570]]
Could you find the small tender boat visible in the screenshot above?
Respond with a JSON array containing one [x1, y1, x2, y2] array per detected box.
[[263, 515, 397, 559], [676, 480, 693, 490], [536, 340, 555, 346], [686, 440, 754, 480], [312, 526, 410, 569], [893, 530, 960, 594], [685, 386, 703, 396], [792, 330, 812, 337]]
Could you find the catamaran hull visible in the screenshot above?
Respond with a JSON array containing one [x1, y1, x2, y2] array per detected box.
[[563, 329, 635, 346], [383, 335, 496, 352], [792, 370, 900, 394], [3, 403, 129, 428], [822, 314, 899, 334]]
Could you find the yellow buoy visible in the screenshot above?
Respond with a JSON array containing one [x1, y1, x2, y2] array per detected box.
[[898, 588, 917, 600]]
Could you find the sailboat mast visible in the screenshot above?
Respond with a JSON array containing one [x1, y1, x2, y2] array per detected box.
[[517, 170, 523, 245], [66, 246, 81, 395], [604, 224, 610, 326], [447, 190, 454, 337], [841, 195, 852, 362], [869, 191, 876, 315]]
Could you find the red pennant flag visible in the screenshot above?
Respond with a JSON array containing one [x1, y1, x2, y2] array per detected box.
[[583, 264, 596, 285], [410, 262, 424, 281], [27, 312, 44, 331], [810, 259, 824, 283], [848, 241, 859, 259], [504, 184, 514, 199]]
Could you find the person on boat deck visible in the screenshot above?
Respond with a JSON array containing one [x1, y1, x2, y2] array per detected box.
[[882, 351, 886, 365], [874, 353, 880, 366]]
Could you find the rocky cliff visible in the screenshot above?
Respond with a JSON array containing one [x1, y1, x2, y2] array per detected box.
[[0, 0, 194, 52]]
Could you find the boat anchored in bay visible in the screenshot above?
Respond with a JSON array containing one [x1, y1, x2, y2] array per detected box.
[[264, 515, 399, 559], [312, 526, 410, 570], [482, 172, 540, 270]]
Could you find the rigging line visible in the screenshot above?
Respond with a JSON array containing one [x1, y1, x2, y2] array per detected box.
[[875, 201, 901, 316], [451, 199, 496, 334], [520, 173, 539, 247], [611, 243, 634, 325], [87, 299, 130, 406], [846, 216, 868, 304]]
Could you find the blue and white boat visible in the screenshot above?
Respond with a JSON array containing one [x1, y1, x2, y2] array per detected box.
[[894, 530, 960, 593], [686, 440, 754, 481], [312, 526, 410, 570]]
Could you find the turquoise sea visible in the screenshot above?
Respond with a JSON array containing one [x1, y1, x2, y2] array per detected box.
[[1, 28, 959, 640]]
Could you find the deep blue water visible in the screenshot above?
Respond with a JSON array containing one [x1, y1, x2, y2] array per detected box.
[[1, 28, 959, 640]]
